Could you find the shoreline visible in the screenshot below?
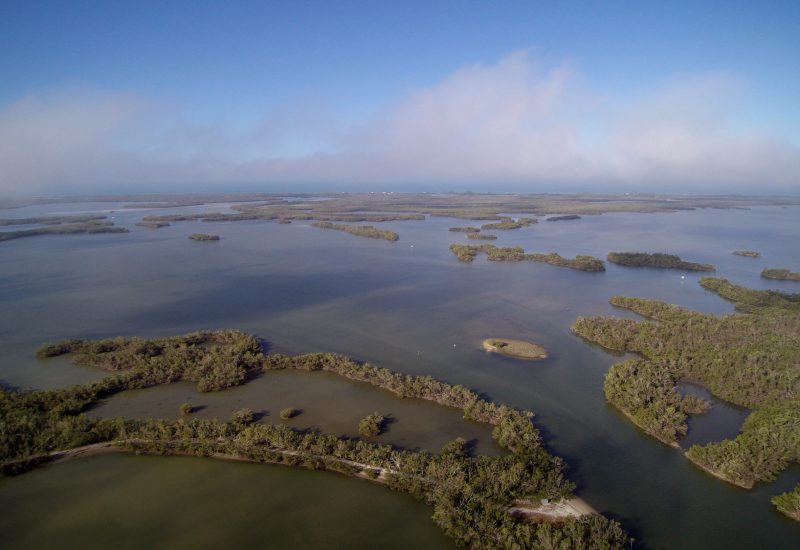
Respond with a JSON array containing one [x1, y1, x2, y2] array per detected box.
[[5, 440, 597, 524], [683, 453, 754, 489]]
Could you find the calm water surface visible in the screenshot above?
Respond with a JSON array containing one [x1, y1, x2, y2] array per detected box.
[[0, 454, 454, 550], [1, 201, 799, 549]]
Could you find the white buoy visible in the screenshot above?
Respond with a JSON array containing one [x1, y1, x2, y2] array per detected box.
[[681, 275, 685, 279]]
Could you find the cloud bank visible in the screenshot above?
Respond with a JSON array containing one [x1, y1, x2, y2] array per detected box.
[[1, 51, 798, 195]]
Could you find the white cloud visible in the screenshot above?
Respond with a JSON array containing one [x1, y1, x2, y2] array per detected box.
[[1, 52, 798, 195]]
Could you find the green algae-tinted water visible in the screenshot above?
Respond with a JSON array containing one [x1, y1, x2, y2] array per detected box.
[[0, 453, 454, 550], [1, 200, 798, 548]]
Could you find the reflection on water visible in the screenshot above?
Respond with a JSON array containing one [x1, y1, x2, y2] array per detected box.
[[1, 201, 799, 548], [680, 383, 750, 449], [0, 454, 454, 550]]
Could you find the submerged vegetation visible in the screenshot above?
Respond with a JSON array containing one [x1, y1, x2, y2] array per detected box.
[[545, 215, 581, 221], [607, 251, 715, 271], [312, 221, 399, 242], [188, 233, 220, 241], [761, 268, 800, 281], [2, 330, 631, 547], [733, 250, 761, 258], [572, 279, 800, 514], [449, 244, 605, 272]]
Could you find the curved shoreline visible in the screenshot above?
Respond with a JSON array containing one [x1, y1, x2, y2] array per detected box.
[[6, 440, 596, 524]]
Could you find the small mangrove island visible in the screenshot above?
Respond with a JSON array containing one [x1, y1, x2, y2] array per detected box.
[[571, 278, 799, 519], [482, 339, 548, 360], [188, 233, 220, 241], [448, 226, 481, 233], [136, 221, 170, 229], [466, 232, 497, 240], [761, 268, 800, 281], [450, 244, 605, 272], [480, 217, 538, 231], [607, 251, 715, 272], [312, 221, 399, 242], [733, 250, 761, 258], [0, 220, 128, 242]]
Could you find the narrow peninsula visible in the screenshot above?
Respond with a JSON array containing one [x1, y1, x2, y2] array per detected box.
[[0, 221, 128, 242]]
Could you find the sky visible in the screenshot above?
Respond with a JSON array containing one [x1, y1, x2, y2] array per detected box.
[[0, 0, 798, 195]]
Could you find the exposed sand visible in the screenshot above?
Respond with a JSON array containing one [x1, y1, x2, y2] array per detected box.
[[507, 497, 596, 523], [482, 338, 548, 360]]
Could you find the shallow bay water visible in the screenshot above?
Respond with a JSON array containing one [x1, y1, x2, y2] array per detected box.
[[1, 201, 798, 549]]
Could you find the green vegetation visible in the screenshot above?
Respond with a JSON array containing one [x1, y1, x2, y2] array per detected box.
[[762, 268, 800, 281], [466, 232, 497, 240], [572, 279, 800, 496], [449, 244, 605, 272], [232, 408, 256, 426], [733, 250, 760, 258], [2, 330, 632, 548], [0, 221, 128, 242], [698, 278, 800, 314], [480, 217, 538, 230], [772, 486, 800, 521], [358, 413, 386, 437], [607, 251, 715, 271], [35, 330, 262, 392], [136, 221, 170, 229], [311, 221, 399, 242], [180, 403, 193, 415], [0, 214, 108, 226], [525, 253, 606, 272], [188, 233, 220, 241], [280, 407, 299, 419], [448, 226, 481, 232], [546, 215, 581, 221], [685, 402, 799, 488]]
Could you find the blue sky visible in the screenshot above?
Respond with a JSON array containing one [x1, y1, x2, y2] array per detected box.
[[1, 1, 798, 194]]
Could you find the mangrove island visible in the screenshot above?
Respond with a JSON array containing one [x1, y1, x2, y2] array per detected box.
[[607, 251, 715, 272]]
